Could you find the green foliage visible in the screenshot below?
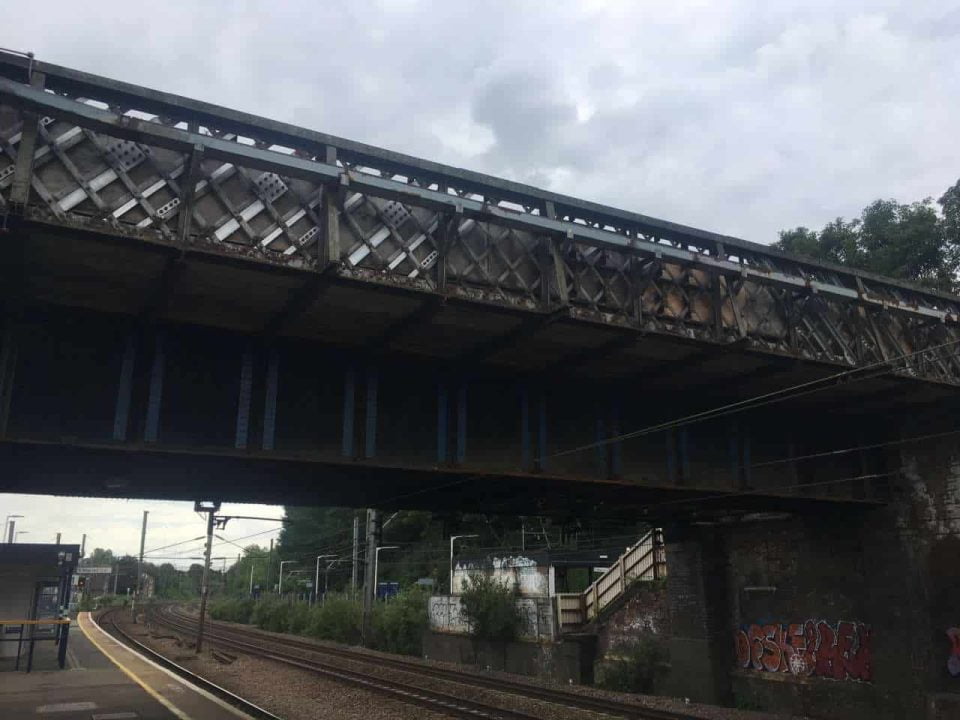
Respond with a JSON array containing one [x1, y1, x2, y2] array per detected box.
[[776, 180, 960, 292], [209, 598, 256, 624], [459, 574, 522, 642], [372, 587, 429, 656], [93, 594, 129, 609], [595, 638, 669, 694], [86, 548, 116, 566], [207, 592, 427, 656], [306, 595, 363, 645], [251, 599, 294, 633]]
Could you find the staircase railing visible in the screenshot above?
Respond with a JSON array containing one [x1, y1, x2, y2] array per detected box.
[[556, 528, 665, 631]]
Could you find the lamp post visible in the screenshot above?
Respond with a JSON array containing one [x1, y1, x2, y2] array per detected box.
[[4, 514, 22, 544], [324, 559, 338, 600], [373, 546, 398, 599], [278, 561, 297, 596], [248, 559, 258, 596], [314, 555, 337, 605], [449, 535, 478, 595]]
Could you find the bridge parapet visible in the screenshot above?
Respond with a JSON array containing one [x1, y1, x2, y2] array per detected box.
[[1, 52, 959, 387]]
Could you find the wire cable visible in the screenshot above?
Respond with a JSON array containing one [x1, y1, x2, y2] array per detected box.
[[544, 336, 960, 461]]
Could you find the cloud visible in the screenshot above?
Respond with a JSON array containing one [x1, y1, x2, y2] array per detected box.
[[1, 1, 958, 538], [3, 0, 957, 244], [1, 495, 284, 570]]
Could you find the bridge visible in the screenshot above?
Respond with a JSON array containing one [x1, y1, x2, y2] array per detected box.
[[0, 50, 959, 517], [1, 51, 959, 716]]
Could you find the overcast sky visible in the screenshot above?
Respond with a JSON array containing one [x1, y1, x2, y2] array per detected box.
[[2, 1, 959, 561]]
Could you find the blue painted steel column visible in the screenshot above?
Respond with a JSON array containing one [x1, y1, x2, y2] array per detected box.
[[595, 411, 607, 477], [0, 322, 18, 438], [610, 400, 622, 477], [665, 428, 677, 484], [456, 383, 467, 465], [728, 422, 740, 486], [437, 382, 448, 464], [262, 348, 279, 451], [364, 367, 378, 459], [144, 332, 164, 443], [234, 348, 254, 449], [112, 333, 136, 442], [537, 391, 547, 471], [742, 429, 752, 487], [679, 427, 690, 482], [520, 386, 531, 470], [341, 367, 356, 458]]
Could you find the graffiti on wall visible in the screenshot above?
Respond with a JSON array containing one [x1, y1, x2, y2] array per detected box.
[[948, 628, 960, 677], [734, 620, 872, 682]]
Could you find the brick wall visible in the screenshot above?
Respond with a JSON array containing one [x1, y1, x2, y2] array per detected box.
[[595, 582, 670, 658], [661, 428, 960, 719]]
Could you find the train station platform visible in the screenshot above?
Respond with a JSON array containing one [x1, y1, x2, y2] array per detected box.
[[0, 612, 254, 720]]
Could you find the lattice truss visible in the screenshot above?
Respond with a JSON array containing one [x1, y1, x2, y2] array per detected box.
[[1, 93, 959, 384]]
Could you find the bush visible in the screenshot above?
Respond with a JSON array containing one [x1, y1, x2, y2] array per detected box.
[[595, 638, 669, 694], [287, 602, 313, 635], [209, 598, 255, 624], [372, 587, 429, 656], [459, 574, 522, 642], [251, 599, 296, 633], [307, 595, 362, 644]]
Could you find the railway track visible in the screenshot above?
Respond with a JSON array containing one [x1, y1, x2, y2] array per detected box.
[[137, 605, 544, 720], [97, 608, 283, 720], [149, 605, 695, 720]]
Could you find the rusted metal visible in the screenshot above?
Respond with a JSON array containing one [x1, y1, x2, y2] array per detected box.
[[0, 58, 959, 387]]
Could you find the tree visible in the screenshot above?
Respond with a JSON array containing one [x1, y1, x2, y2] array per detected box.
[[776, 180, 960, 293], [84, 548, 116, 567], [459, 573, 522, 642]]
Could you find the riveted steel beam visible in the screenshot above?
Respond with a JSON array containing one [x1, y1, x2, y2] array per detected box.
[[0, 76, 955, 327], [4, 51, 952, 316]]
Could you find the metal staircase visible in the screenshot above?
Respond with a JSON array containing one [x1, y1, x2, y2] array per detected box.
[[556, 529, 666, 631]]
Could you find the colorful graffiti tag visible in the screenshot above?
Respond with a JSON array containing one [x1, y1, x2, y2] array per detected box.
[[734, 620, 872, 681], [948, 628, 960, 677]]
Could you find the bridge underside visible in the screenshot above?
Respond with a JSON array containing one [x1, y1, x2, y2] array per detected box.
[[1, 53, 959, 519], [0, 223, 953, 519]]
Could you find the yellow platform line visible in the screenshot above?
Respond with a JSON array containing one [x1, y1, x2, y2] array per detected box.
[[78, 612, 255, 720], [77, 611, 193, 720]]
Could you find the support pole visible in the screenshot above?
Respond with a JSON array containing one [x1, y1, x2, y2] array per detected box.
[[133, 511, 148, 623], [196, 507, 215, 653], [361, 508, 380, 645], [351, 514, 359, 593]]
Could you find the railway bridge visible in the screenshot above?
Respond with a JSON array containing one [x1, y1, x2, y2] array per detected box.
[[0, 52, 958, 718]]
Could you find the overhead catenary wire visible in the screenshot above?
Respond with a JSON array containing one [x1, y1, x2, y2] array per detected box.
[[543, 336, 960, 461]]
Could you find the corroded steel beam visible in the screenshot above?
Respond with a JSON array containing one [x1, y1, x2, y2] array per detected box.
[[1, 56, 960, 387]]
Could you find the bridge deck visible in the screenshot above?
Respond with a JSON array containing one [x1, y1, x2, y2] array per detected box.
[[0, 52, 957, 516]]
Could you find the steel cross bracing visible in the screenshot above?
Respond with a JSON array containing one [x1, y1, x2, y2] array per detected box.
[[1, 52, 960, 386]]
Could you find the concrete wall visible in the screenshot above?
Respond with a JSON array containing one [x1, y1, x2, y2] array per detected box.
[[422, 632, 596, 684], [452, 555, 549, 598], [428, 594, 555, 641], [661, 430, 960, 719]]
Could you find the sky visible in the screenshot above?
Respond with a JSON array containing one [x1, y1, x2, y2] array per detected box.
[[2, 0, 959, 562]]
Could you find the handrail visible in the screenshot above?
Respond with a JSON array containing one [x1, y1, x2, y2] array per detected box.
[[0, 617, 71, 672], [556, 528, 666, 630]]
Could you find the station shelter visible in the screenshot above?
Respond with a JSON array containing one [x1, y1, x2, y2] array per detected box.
[[0, 543, 78, 671]]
